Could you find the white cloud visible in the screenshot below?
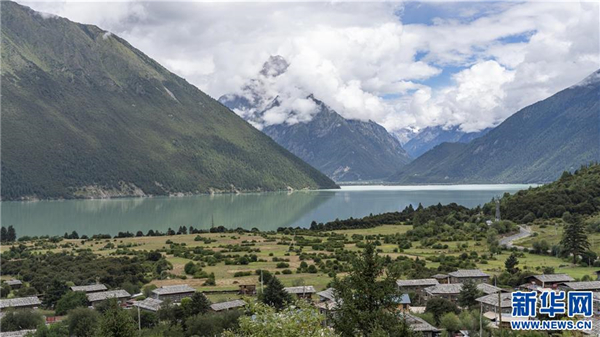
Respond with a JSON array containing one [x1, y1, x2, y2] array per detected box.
[[21, 1, 600, 134]]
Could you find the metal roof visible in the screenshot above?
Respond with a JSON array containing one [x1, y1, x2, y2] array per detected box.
[[284, 286, 316, 294], [210, 299, 246, 311], [134, 298, 163, 312], [562, 281, 600, 290], [448, 269, 490, 278], [152, 285, 196, 296], [0, 296, 41, 309], [71, 284, 107, 292], [87, 289, 131, 302], [396, 279, 439, 287], [392, 293, 411, 305], [529, 274, 574, 283]]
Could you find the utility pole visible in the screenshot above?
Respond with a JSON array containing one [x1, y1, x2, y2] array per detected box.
[[498, 291, 503, 334], [479, 300, 483, 337], [137, 304, 141, 334], [260, 269, 264, 294]]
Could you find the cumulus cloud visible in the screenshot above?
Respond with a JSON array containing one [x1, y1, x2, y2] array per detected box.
[[21, 1, 600, 134]]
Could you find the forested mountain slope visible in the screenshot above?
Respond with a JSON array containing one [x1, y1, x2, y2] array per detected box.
[[1, 2, 337, 200]]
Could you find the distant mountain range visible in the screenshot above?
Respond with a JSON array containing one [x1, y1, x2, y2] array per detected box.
[[219, 56, 412, 182], [388, 69, 600, 184], [402, 125, 491, 158], [1, 2, 337, 200]]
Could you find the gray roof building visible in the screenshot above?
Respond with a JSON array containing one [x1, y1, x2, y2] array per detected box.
[[4, 280, 22, 287], [562, 281, 600, 291], [448, 270, 490, 278], [529, 274, 574, 283], [396, 279, 439, 287], [425, 284, 463, 295], [476, 293, 512, 308], [134, 298, 163, 312], [152, 285, 196, 296], [402, 313, 441, 333], [284, 286, 316, 294], [477, 283, 503, 295], [0, 296, 41, 309], [210, 299, 246, 312], [317, 288, 336, 302], [87, 290, 131, 303], [71, 284, 108, 293]]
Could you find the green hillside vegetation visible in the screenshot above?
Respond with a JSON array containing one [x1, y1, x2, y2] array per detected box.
[[389, 71, 600, 184], [485, 163, 600, 222], [0, 2, 337, 200]]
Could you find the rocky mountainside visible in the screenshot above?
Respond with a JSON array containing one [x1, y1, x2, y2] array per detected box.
[[1, 2, 337, 200], [388, 69, 600, 184], [403, 125, 491, 158], [219, 56, 412, 181]]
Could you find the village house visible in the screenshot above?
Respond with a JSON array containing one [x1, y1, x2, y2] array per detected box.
[[238, 284, 256, 296], [432, 274, 449, 284], [448, 270, 490, 284], [4, 279, 22, 289], [476, 293, 512, 314], [87, 289, 131, 307], [0, 296, 41, 310], [424, 283, 502, 303], [317, 288, 335, 302], [210, 299, 246, 312], [151, 285, 196, 303], [396, 279, 439, 300], [71, 284, 108, 293], [393, 293, 411, 312], [401, 313, 441, 337], [134, 297, 163, 313], [284, 286, 316, 300], [525, 274, 574, 288], [560, 281, 600, 292]]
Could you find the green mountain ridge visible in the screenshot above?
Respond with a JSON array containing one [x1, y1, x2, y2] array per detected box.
[[388, 70, 600, 184], [0, 1, 338, 201]]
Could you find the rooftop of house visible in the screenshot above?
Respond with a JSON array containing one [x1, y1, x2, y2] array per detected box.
[[317, 288, 335, 301], [134, 297, 163, 312], [477, 283, 503, 295], [284, 286, 316, 294], [152, 285, 196, 296], [71, 284, 108, 293], [483, 312, 529, 323], [432, 274, 448, 279], [0, 329, 38, 337], [392, 293, 411, 305], [210, 299, 246, 312], [87, 289, 131, 302], [448, 269, 490, 278], [476, 293, 512, 308], [528, 274, 575, 283], [0, 296, 41, 309], [402, 313, 441, 332], [4, 279, 22, 286], [396, 279, 439, 287], [425, 284, 463, 295], [562, 281, 600, 290]]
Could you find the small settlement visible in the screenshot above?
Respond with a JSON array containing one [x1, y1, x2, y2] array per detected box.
[[2, 270, 600, 336]]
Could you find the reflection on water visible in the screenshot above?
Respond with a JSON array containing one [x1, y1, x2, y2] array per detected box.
[[1, 185, 533, 236]]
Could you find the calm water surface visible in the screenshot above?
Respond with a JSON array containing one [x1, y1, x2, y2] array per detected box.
[[1, 185, 534, 236]]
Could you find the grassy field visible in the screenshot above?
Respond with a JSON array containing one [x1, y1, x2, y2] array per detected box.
[[515, 224, 600, 254], [3, 224, 597, 300]]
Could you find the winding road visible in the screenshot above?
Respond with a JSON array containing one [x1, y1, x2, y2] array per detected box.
[[500, 225, 532, 250]]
